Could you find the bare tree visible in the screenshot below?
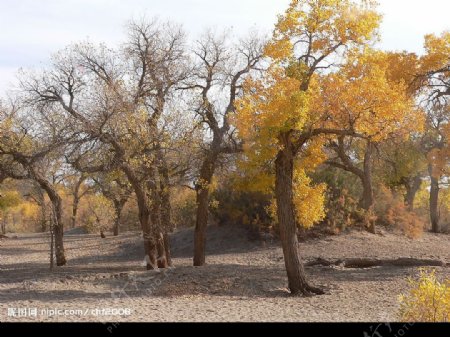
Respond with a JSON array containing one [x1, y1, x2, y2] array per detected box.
[[187, 31, 264, 266], [20, 19, 191, 269]]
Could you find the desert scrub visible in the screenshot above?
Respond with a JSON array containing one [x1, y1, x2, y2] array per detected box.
[[398, 269, 449, 322]]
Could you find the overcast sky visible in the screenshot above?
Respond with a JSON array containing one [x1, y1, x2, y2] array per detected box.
[[0, 0, 449, 94]]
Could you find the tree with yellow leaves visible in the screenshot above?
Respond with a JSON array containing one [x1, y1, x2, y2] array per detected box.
[[417, 32, 450, 233], [235, 0, 385, 295], [324, 50, 423, 232]]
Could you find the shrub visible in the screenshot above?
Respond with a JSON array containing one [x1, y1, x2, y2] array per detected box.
[[398, 269, 450, 322], [375, 185, 425, 238], [171, 187, 197, 228], [325, 188, 362, 233], [211, 187, 273, 232]]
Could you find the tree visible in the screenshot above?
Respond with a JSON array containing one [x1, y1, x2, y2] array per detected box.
[[235, 0, 382, 295], [93, 172, 132, 236], [378, 138, 427, 211], [21, 19, 191, 269], [187, 31, 264, 266], [65, 172, 93, 229], [322, 50, 423, 232], [417, 32, 450, 233], [0, 101, 69, 266]]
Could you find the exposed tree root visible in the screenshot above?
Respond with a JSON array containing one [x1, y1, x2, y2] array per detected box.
[[306, 257, 446, 268]]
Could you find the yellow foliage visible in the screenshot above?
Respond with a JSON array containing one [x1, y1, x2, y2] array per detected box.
[[318, 49, 424, 142], [420, 32, 450, 73], [398, 269, 450, 322], [292, 169, 326, 228], [267, 169, 326, 228], [267, 0, 381, 62]]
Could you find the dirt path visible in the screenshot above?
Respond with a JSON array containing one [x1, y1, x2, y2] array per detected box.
[[0, 226, 448, 322]]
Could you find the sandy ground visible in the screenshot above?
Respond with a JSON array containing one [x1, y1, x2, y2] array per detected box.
[[0, 226, 448, 322]]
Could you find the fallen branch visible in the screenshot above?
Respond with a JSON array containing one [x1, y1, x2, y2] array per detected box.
[[306, 257, 446, 268]]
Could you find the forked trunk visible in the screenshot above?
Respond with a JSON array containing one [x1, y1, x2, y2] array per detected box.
[[404, 176, 422, 211], [275, 148, 323, 296]]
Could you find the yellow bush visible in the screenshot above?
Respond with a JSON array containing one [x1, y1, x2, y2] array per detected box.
[[398, 269, 450, 322]]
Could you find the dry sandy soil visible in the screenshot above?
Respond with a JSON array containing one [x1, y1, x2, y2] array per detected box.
[[0, 226, 448, 322]]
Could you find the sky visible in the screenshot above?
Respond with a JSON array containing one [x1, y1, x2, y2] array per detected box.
[[0, 0, 449, 95]]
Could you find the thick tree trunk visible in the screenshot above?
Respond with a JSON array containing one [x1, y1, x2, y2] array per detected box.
[[50, 196, 66, 266], [404, 176, 422, 211], [275, 147, 323, 296], [140, 207, 157, 270], [121, 164, 159, 270], [428, 165, 440, 233], [156, 232, 168, 268], [193, 156, 216, 267]]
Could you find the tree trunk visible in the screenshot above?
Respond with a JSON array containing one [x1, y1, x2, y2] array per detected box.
[[404, 175, 422, 211], [71, 196, 79, 229], [158, 151, 173, 267], [428, 165, 440, 233], [50, 196, 66, 266], [140, 206, 157, 270], [193, 156, 216, 267], [275, 147, 323, 296], [362, 141, 374, 211], [362, 141, 375, 234], [37, 189, 47, 232], [36, 175, 66, 267], [156, 232, 168, 268], [112, 200, 124, 237], [121, 164, 158, 270], [163, 233, 172, 267], [149, 171, 168, 269]]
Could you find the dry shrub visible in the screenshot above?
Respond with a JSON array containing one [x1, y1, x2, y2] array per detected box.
[[375, 186, 425, 239], [398, 269, 450, 322], [325, 188, 363, 233]]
